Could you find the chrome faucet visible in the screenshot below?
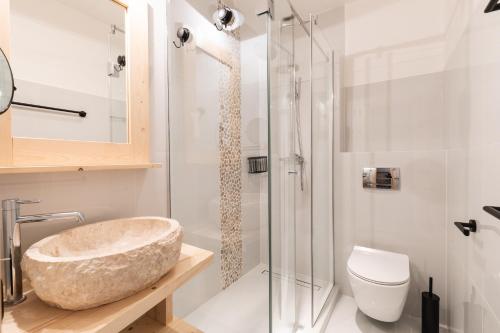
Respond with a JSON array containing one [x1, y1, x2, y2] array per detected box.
[[0, 199, 85, 305]]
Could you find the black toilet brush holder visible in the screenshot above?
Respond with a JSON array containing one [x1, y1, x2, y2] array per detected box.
[[422, 277, 440, 333]]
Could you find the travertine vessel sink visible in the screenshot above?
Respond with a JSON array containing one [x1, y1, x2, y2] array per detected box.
[[22, 217, 183, 310]]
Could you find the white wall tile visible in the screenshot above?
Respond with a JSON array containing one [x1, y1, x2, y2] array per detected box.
[[335, 150, 447, 320]]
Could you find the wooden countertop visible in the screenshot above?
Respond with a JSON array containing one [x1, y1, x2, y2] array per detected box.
[[2, 243, 213, 333]]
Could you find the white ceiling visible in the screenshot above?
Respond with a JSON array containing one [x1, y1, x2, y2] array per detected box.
[[291, 0, 354, 17], [57, 0, 125, 29], [185, 0, 354, 40]]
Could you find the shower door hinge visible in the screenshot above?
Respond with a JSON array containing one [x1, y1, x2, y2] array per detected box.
[[256, 0, 273, 19], [256, 9, 273, 18]]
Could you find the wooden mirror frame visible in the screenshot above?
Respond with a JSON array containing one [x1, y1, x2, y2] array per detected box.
[[0, 0, 154, 174]]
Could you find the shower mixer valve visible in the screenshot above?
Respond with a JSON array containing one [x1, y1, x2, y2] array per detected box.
[[295, 153, 305, 191]]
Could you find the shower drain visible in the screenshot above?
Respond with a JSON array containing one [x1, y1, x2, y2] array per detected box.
[[261, 269, 322, 291]]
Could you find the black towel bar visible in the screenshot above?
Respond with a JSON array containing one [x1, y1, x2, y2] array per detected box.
[[483, 206, 500, 220], [12, 101, 87, 118], [485, 0, 500, 13]]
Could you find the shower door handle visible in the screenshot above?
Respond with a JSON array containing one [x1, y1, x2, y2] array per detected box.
[[288, 171, 298, 174]]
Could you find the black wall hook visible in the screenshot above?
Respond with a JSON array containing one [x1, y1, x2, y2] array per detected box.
[[173, 27, 191, 48], [454, 220, 477, 236], [214, 23, 223, 31]]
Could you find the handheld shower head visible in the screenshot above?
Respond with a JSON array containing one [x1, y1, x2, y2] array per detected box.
[[108, 55, 126, 78], [117, 55, 126, 68]]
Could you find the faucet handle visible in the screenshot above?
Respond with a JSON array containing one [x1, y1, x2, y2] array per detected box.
[[1, 199, 40, 211], [16, 199, 40, 205]]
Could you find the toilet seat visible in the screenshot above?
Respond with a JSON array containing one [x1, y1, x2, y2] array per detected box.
[[347, 246, 409, 286]]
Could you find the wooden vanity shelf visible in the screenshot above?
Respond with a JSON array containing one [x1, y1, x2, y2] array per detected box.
[[0, 163, 162, 175], [1, 244, 213, 333]]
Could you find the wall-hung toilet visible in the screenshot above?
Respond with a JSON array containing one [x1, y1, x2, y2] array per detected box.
[[347, 246, 410, 322]]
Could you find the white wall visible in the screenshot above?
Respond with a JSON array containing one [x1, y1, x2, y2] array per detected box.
[[335, 0, 449, 325], [344, 0, 446, 87], [342, 0, 448, 152], [444, 0, 500, 331], [240, 34, 268, 273], [335, 1, 500, 331], [0, 0, 169, 269]]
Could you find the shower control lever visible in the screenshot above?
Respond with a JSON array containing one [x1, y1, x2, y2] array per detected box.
[[295, 153, 305, 191], [454, 219, 477, 236]]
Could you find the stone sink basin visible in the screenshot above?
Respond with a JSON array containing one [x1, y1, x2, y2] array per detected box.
[[22, 217, 183, 310]]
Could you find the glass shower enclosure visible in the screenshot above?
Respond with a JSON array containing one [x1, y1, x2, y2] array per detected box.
[[167, 0, 334, 331], [267, 1, 335, 331]]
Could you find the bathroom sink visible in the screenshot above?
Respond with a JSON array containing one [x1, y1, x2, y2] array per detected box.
[[22, 217, 183, 310]]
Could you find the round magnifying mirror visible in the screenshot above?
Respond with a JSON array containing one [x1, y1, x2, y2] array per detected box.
[[0, 47, 14, 115]]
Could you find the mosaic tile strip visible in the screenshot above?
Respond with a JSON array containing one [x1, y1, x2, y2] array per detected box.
[[218, 29, 243, 289]]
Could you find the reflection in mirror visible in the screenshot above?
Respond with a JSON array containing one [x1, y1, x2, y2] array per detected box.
[[10, 0, 127, 143], [0, 47, 14, 115]]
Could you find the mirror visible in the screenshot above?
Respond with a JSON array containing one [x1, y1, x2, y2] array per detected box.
[[0, 47, 14, 115], [9, 0, 128, 143]]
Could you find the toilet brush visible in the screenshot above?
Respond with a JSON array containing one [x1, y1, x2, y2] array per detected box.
[[422, 277, 439, 333]]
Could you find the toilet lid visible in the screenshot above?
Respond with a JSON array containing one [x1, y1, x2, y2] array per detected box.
[[347, 246, 409, 286]]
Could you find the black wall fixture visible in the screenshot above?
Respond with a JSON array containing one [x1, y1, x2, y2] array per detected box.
[[173, 27, 191, 48], [454, 220, 477, 236], [485, 0, 500, 13], [248, 156, 268, 174], [12, 101, 87, 118], [483, 206, 500, 220], [422, 277, 440, 333]]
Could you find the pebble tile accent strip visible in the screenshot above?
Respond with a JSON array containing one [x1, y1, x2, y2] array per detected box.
[[218, 29, 243, 289]]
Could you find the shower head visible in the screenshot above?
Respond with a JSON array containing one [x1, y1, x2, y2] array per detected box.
[[117, 55, 126, 68], [108, 55, 126, 78]]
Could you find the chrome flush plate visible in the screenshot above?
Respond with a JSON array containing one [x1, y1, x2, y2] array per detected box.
[[363, 168, 400, 190]]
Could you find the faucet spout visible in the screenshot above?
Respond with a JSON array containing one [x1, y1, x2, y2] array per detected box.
[[1, 198, 86, 306], [16, 212, 86, 225]]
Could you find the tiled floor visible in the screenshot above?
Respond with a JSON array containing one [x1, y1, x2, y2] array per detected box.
[[325, 295, 449, 333], [185, 268, 444, 333], [184, 265, 269, 333], [184, 265, 318, 333]]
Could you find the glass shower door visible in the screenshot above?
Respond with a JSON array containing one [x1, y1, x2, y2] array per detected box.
[[268, 4, 335, 332], [268, 1, 298, 331], [310, 14, 335, 324]]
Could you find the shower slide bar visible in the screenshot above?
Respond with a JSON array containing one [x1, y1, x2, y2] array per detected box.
[[12, 101, 87, 118]]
